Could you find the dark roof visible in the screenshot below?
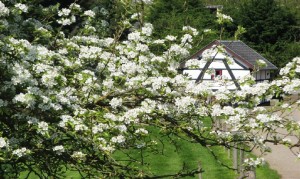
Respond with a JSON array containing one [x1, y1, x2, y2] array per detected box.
[[180, 40, 278, 70], [219, 40, 277, 70]]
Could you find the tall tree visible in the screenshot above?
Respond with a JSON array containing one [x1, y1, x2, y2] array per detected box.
[[233, 0, 299, 67], [147, 0, 218, 53]]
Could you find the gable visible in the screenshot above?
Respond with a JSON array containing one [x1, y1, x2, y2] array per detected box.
[[179, 40, 278, 71]]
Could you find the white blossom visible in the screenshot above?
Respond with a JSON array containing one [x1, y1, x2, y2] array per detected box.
[[84, 10, 95, 18], [165, 35, 177, 41], [141, 23, 153, 36], [13, 93, 36, 108], [244, 158, 265, 167], [57, 16, 76, 26], [12, 148, 29, 158], [0, 137, 7, 148], [175, 96, 196, 113], [128, 31, 141, 41], [135, 128, 148, 135], [181, 34, 193, 44], [111, 135, 126, 143], [182, 26, 199, 36], [71, 151, 86, 160], [0, 1, 9, 16], [38, 121, 48, 135], [15, 3, 28, 13], [216, 10, 233, 24], [69, 3, 81, 11], [53, 145, 65, 155], [109, 98, 123, 109], [58, 8, 71, 16]]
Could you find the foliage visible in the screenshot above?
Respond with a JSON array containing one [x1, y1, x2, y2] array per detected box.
[[0, 0, 300, 178], [221, 0, 299, 67], [147, 0, 218, 53], [201, 0, 300, 68], [236, 0, 296, 44]]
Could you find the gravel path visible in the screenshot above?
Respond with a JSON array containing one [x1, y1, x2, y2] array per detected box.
[[254, 95, 300, 179]]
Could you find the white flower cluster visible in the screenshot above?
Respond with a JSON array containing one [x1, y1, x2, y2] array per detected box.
[[37, 121, 49, 135], [128, 31, 142, 41], [69, 3, 81, 11], [12, 147, 29, 158], [280, 61, 294, 75], [141, 99, 157, 113], [109, 98, 123, 109], [83, 10, 95, 18], [210, 130, 231, 139], [79, 46, 102, 59], [185, 81, 212, 96], [146, 77, 170, 91], [238, 74, 255, 84], [257, 59, 266, 65], [57, 4, 81, 26], [53, 145, 65, 155], [282, 79, 300, 94], [135, 128, 148, 135], [181, 34, 193, 44], [201, 47, 218, 61], [92, 123, 109, 134], [0, 1, 9, 17], [244, 158, 265, 168], [141, 23, 153, 36], [71, 151, 86, 160], [15, 3, 28, 13], [165, 35, 177, 41], [58, 8, 71, 16], [216, 10, 233, 24], [214, 88, 230, 101], [203, 29, 212, 33], [182, 26, 199, 36], [13, 93, 35, 108], [241, 82, 271, 96], [57, 16, 76, 26], [256, 114, 281, 123], [175, 96, 196, 113], [111, 135, 126, 144], [0, 137, 7, 148], [168, 44, 189, 57]]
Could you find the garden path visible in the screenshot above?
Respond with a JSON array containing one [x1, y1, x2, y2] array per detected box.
[[254, 94, 300, 179]]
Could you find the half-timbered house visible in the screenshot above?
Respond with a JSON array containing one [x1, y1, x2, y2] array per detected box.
[[179, 40, 278, 90]]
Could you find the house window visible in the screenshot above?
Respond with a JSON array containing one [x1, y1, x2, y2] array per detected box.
[[216, 70, 222, 76], [211, 70, 222, 80]]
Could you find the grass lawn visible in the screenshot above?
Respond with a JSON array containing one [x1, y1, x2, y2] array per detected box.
[[20, 127, 280, 178], [113, 126, 280, 179]]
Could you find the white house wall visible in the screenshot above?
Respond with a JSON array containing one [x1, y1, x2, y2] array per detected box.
[[183, 57, 248, 80], [254, 70, 270, 80], [183, 69, 250, 80], [223, 70, 250, 79], [195, 59, 244, 69]]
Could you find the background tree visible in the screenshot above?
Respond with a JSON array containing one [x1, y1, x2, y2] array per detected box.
[[201, 0, 300, 68], [232, 0, 299, 67], [147, 0, 220, 54]]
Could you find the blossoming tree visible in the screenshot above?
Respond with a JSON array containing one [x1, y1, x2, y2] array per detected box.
[[0, 0, 300, 178]]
